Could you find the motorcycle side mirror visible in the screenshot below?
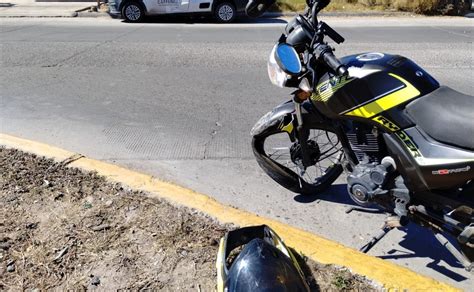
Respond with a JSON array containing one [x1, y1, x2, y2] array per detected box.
[[245, 0, 276, 18], [314, 0, 330, 11], [275, 43, 301, 75], [311, 0, 330, 24]]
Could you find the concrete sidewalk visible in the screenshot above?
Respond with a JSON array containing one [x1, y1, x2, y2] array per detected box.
[[0, 0, 97, 17]]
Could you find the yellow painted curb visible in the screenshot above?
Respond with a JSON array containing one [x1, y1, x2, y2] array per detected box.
[[0, 133, 460, 291]]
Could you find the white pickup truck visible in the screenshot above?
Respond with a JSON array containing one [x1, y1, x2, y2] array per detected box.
[[109, 0, 249, 23]]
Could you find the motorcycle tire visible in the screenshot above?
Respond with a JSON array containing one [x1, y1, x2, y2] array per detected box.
[[252, 125, 344, 195]]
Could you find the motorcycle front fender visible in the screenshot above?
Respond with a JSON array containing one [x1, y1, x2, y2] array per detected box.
[[250, 99, 327, 138], [250, 100, 296, 138]]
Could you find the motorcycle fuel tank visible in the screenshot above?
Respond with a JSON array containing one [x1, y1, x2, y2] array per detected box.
[[310, 52, 439, 124]]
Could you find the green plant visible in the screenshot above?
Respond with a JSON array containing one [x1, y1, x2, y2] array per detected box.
[[332, 271, 352, 290]]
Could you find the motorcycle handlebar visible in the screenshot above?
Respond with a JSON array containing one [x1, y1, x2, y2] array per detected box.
[[323, 51, 348, 76], [314, 44, 347, 76]]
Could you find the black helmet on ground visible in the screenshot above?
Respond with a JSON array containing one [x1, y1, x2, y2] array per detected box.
[[216, 225, 309, 292]]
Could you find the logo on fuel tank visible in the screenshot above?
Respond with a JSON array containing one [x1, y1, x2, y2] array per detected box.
[[312, 75, 354, 102], [356, 52, 384, 61]]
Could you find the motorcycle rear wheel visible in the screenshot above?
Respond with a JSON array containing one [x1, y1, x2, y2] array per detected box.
[[252, 125, 344, 195]]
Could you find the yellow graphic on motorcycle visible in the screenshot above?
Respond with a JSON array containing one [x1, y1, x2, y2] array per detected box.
[[279, 118, 294, 134], [311, 75, 354, 102], [344, 74, 420, 119], [396, 131, 423, 158], [372, 116, 401, 132]]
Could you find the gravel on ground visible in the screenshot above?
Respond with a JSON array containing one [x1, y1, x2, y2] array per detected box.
[[0, 147, 377, 291]]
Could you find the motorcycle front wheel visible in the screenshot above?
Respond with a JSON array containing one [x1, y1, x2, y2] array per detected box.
[[252, 124, 344, 195]]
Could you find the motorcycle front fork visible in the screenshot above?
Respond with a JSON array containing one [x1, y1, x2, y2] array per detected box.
[[293, 99, 311, 188], [293, 97, 312, 171]]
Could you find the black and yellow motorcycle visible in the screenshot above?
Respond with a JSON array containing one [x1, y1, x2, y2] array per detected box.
[[247, 0, 474, 269]]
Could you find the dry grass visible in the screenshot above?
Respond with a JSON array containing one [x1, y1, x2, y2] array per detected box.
[[274, 0, 470, 15], [0, 148, 228, 290], [275, 0, 308, 12], [0, 148, 377, 291]]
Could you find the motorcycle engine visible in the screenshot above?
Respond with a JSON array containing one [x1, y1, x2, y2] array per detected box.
[[347, 158, 396, 207], [345, 123, 386, 164]]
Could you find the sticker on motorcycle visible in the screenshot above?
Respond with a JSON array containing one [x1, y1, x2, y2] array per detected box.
[[279, 118, 294, 134], [396, 131, 422, 159], [432, 166, 471, 175], [372, 116, 400, 132], [311, 75, 354, 102]]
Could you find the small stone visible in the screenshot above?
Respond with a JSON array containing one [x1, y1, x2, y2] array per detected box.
[[43, 180, 52, 187], [90, 275, 100, 286], [7, 264, 15, 272], [105, 200, 113, 207], [54, 193, 64, 200], [91, 224, 110, 232], [26, 222, 38, 230], [53, 246, 69, 262], [0, 242, 11, 250]]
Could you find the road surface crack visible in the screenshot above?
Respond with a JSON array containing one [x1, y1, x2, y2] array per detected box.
[[203, 106, 222, 160], [40, 25, 144, 68]]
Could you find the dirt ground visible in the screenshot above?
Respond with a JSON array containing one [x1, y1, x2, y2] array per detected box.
[[0, 147, 377, 291]]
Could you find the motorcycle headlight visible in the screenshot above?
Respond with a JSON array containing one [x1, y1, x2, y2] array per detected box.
[[267, 45, 291, 88]]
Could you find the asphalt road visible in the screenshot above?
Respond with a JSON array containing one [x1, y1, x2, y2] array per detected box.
[[1, 17, 473, 289]]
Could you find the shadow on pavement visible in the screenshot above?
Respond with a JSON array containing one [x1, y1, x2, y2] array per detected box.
[[293, 183, 470, 282], [379, 223, 469, 282], [293, 183, 360, 207], [122, 14, 287, 24]]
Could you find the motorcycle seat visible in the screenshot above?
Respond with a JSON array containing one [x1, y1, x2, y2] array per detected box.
[[406, 86, 474, 151]]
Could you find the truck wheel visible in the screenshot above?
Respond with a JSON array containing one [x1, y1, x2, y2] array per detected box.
[[214, 2, 236, 23], [122, 2, 144, 23]]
